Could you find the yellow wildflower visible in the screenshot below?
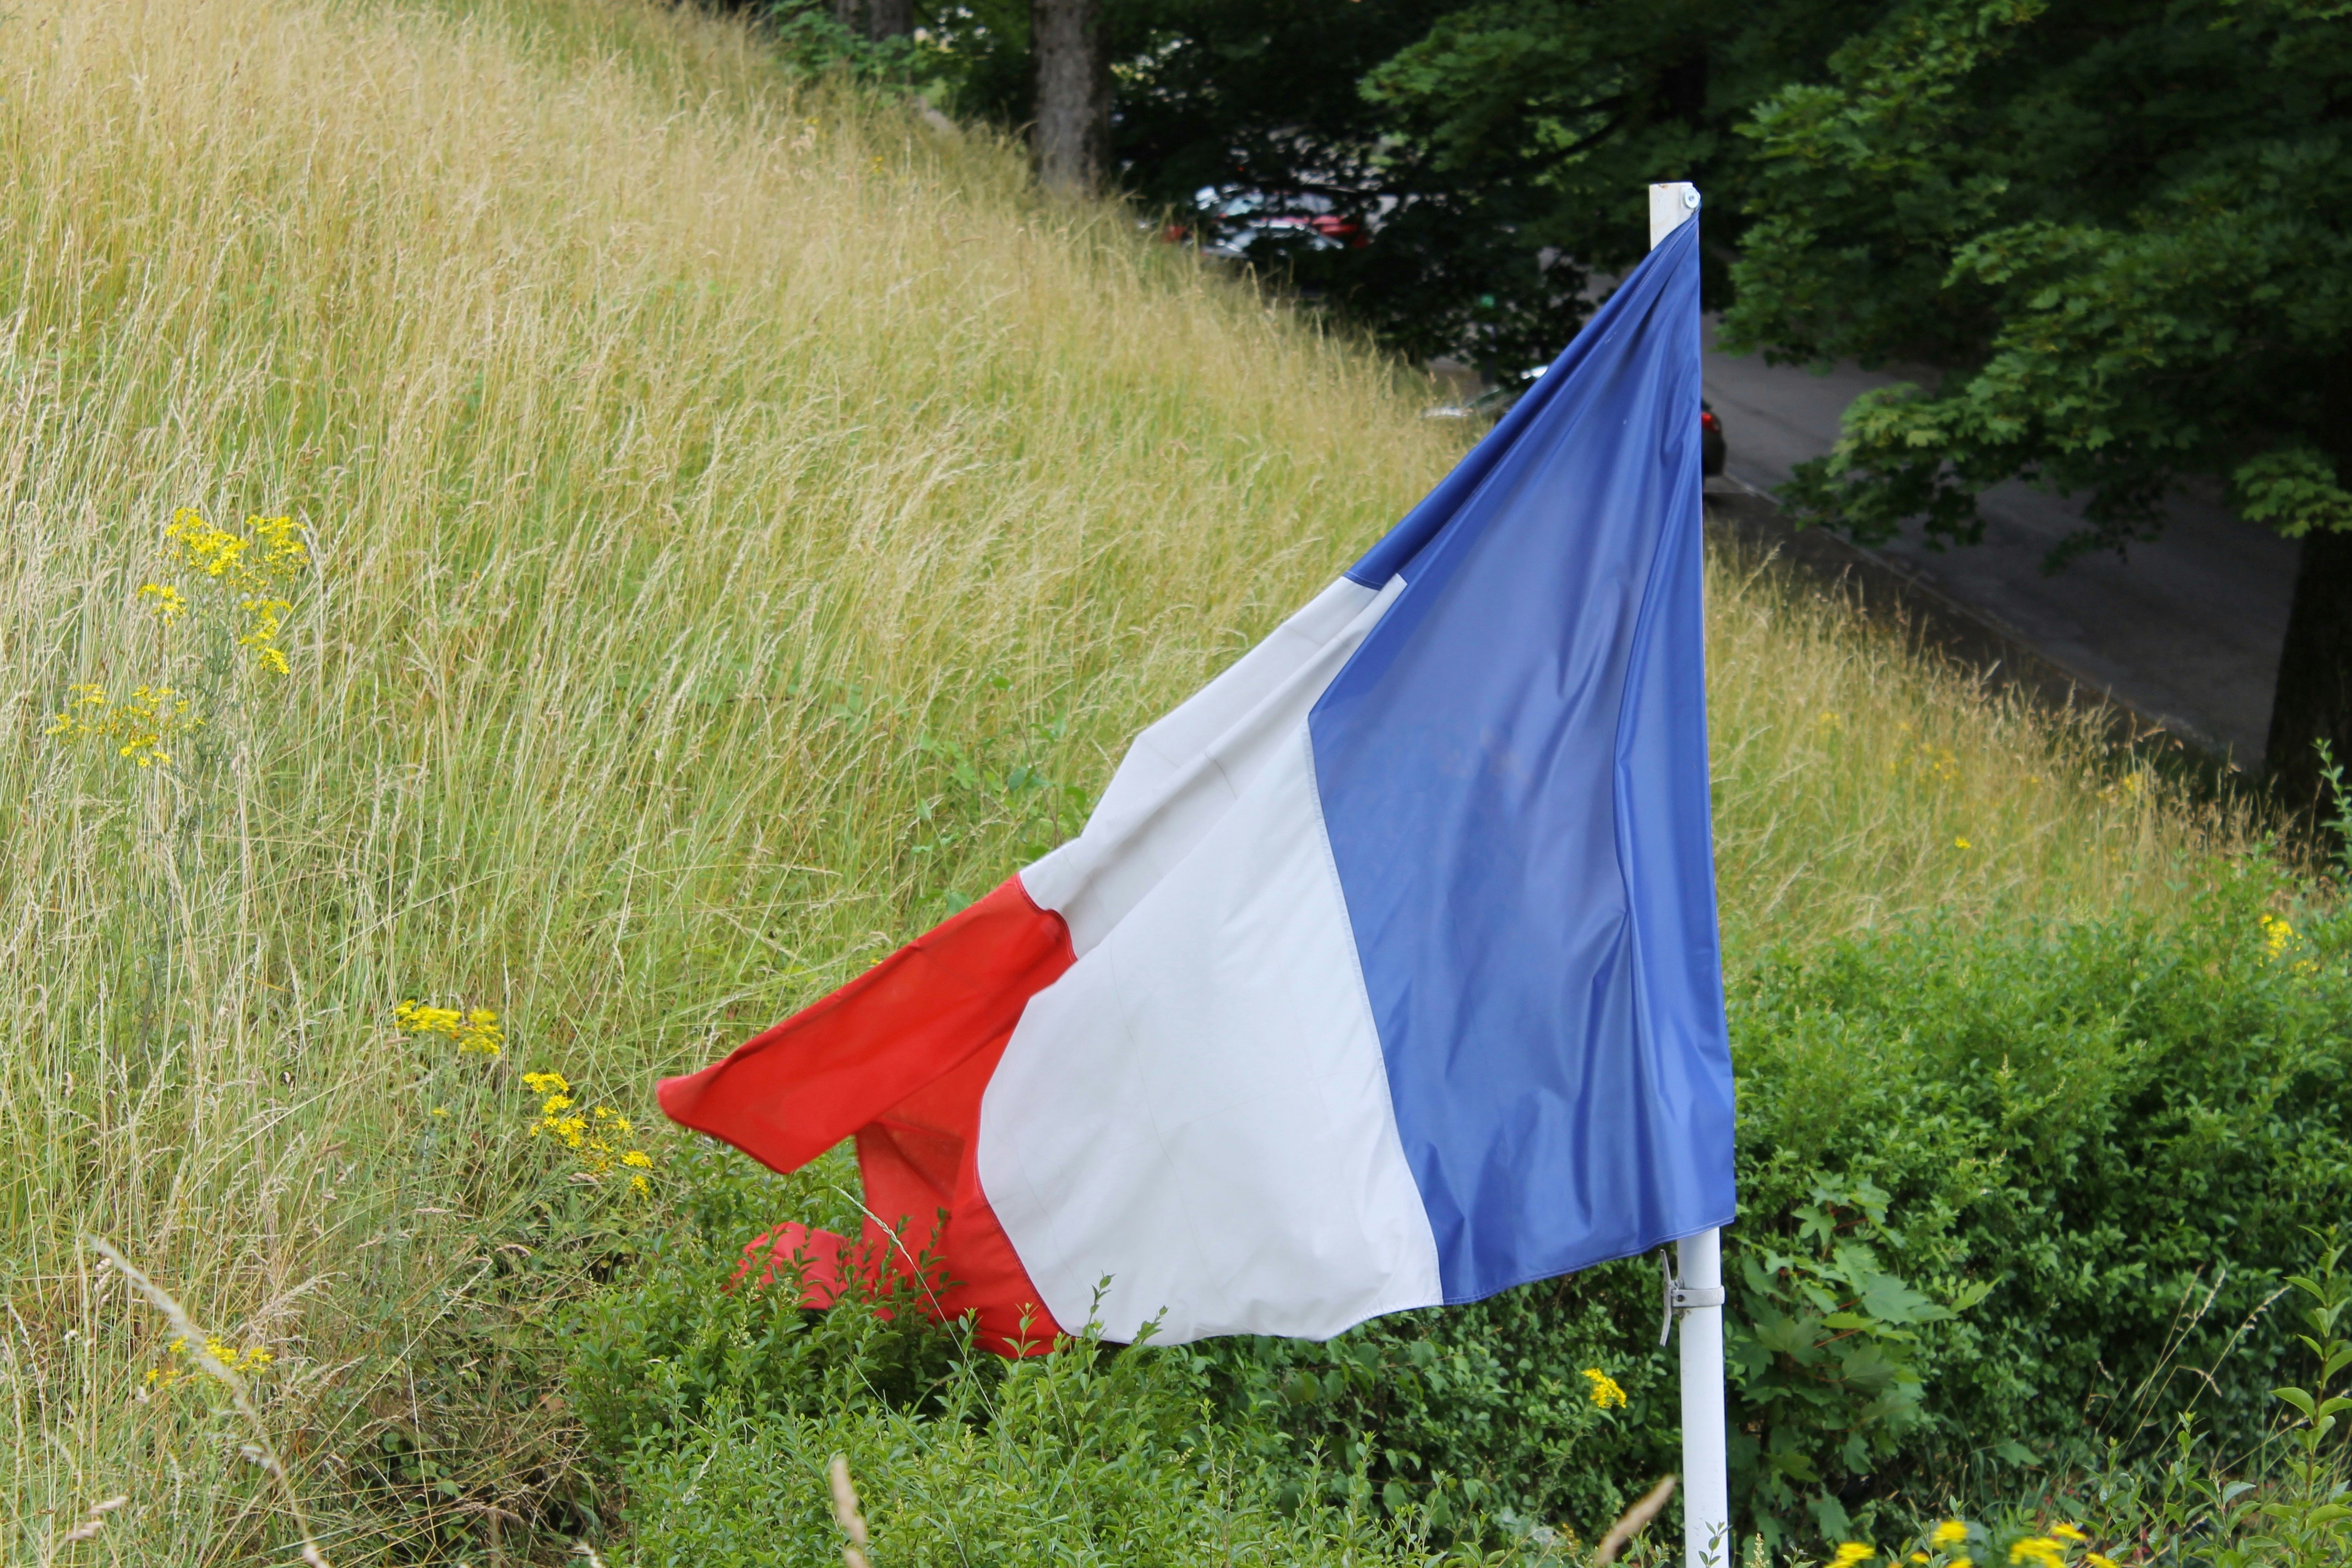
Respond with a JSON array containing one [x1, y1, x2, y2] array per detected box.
[[49, 684, 199, 767], [46, 684, 107, 738], [2261, 913, 2296, 959], [521, 1071, 653, 1190], [2082, 1556, 2116, 1568], [237, 596, 293, 675], [1954, 837, 1972, 850], [248, 514, 307, 575], [146, 1333, 271, 1389], [138, 582, 188, 623], [156, 509, 307, 676], [394, 999, 503, 1057], [1581, 1367, 1628, 1409], [166, 508, 250, 580], [1829, 1545, 1874, 1568], [1932, 1522, 1969, 1549], [2049, 1526, 2087, 1544], [2008, 1538, 2063, 1568]]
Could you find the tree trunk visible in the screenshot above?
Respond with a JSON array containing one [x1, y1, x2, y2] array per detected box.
[[1031, 0, 1109, 195], [833, 0, 912, 40], [2266, 349, 2352, 821]]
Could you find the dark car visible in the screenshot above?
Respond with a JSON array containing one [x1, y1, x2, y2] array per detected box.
[[1702, 401, 1725, 477]]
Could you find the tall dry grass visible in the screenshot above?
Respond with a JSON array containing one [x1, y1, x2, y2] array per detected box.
[[0, 0, 2243, 1556], [1703, 545, 2236, 955]]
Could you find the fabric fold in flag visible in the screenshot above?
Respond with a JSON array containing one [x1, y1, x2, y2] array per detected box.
[[659, 215, 1735, 1352]]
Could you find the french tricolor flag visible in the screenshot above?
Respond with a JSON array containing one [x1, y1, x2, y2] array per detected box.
[[660, 218, 1734, 1354]]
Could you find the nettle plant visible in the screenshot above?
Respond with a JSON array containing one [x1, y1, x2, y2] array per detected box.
[[2229, 1234, 2352, 1566], [1727, 1180, 1990, 1548]]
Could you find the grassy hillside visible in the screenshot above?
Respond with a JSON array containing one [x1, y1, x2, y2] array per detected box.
[[0, 0, 2264, 1559]]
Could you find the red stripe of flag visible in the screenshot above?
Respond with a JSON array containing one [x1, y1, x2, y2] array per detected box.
[[659, 876, 1072, 1354]]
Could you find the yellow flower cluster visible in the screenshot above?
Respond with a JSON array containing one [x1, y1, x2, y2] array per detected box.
[[522, 1071, 653, 1196], [1870, 1518, 2112, 1568], [1885, 726, 1962, 785], [2261, 912, 2296, 958], [238, 596, 294, 676], [53, 510, 309, 772], [146, 1334, 273, 1389], [166, 508, 306, 588], [394, 999, 503, 1056], [45, 683, 199, 768], [161, 508, 307, 676], [137, 582, 188, 623], [1580, 1367, 1627, 1409], [2258, 912, 2323, 975]]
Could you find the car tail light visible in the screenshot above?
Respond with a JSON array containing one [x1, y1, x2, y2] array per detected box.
[[1700, 410, 1721, 434]]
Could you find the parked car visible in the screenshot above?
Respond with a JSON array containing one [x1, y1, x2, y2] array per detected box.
[[1190, 186, 1370, 260]]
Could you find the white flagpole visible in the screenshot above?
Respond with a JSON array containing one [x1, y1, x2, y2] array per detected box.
[[1675, 1228, 1730, 1567], [1647, 179, 1730, 1568]]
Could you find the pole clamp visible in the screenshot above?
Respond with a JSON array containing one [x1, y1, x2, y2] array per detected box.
[[1659, 1251, 1728, 1346]]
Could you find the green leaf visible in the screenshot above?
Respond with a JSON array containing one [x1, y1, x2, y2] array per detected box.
[[2233, 450, 2352, 539], [1751, 1309, 1821, 1359], [1857, 1273, 1940, 1325]]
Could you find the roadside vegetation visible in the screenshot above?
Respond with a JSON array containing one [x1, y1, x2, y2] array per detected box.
[[3, 0, 2343, 1562]]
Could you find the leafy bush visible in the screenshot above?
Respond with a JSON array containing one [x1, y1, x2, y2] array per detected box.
[[1190, 1262, 1678, 1548], [1724, 858, 2351, 1543], [616, 1326, 1500, 1568], [561, 1141, 986, 1452]]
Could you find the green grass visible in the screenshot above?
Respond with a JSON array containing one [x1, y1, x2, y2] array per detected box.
[[0, 0, 2264, 1559]]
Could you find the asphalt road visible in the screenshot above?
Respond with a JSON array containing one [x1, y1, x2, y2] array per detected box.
[[1703, 325, 2298, 766]]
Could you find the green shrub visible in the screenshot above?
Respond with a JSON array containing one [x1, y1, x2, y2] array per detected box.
[[1725, 858, 2351, 1543], [1190, 1261, 1678, 1548], [617, 1321, 1539, 1567], [562, 1140, 990, 1453]]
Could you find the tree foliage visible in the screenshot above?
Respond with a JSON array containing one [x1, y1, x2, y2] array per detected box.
[[1723, 0, 2352, 551], [1718, 0, 2352, 792]]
